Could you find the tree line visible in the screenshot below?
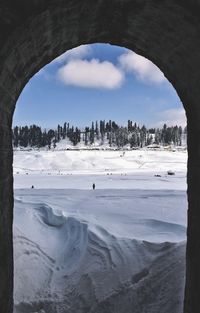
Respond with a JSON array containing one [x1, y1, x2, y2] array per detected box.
[[12, 120, 187, 149]]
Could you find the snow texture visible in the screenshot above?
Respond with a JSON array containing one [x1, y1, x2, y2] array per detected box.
[[13, 150, 187, 313]]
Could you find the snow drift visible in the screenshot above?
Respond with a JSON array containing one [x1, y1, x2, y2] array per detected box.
[[14, 189, 186, 313]]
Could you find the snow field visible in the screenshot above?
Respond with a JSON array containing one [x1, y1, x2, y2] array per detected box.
[[13, 149, 187, 175], [13, 149, 187, 313]]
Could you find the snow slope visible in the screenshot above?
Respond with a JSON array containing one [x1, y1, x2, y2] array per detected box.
[[14, 149, 187, 175], [13, 149, 187, 313]]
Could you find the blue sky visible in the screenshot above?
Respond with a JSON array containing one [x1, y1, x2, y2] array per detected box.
[[13, 43, 186, 129]]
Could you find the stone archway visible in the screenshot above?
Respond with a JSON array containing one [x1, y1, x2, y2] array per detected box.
[[1, 1, 200, 312]]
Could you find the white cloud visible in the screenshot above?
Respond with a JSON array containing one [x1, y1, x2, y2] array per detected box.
[[55, 46, 166, 90], [118, 51, 166, 84], [54, 45, 91, 63], [155, 108, 186, 127], [57, 59, 124, 89]]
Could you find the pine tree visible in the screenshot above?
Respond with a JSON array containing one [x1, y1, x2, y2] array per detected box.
[[90, 122, 95, 144], [63, 122, 67, 139], [12, 120, 186, 149], [95, 121, 100, 140], [85, 127, 89, 145], [130, 132, 137, 148]]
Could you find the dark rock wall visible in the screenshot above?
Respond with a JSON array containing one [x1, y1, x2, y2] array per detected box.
[[0, 110, 13, 313], [0, 1, 200, 312]]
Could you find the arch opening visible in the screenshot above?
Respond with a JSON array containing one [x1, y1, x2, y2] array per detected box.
[[13, 43, 187, 313]]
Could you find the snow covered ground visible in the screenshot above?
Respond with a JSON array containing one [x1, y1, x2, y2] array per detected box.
[[13, 149, 187, 313], [14, 149, 187, 190], [14, 149, 187, 175]]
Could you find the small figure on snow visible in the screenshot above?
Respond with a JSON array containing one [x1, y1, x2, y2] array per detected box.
[[31, 185, 34, 189], [92, 183, 95, 190]]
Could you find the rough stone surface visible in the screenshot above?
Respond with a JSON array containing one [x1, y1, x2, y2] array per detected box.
[[0, 111, 13, 313], [0, 1, 200, 312]]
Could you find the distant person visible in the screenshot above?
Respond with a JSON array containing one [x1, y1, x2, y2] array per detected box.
[[31, 185, 34, 189], [92, 183, 95, 190]]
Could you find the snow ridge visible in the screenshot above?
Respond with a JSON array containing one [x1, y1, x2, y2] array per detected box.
[[14, 198, 186, 313]]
